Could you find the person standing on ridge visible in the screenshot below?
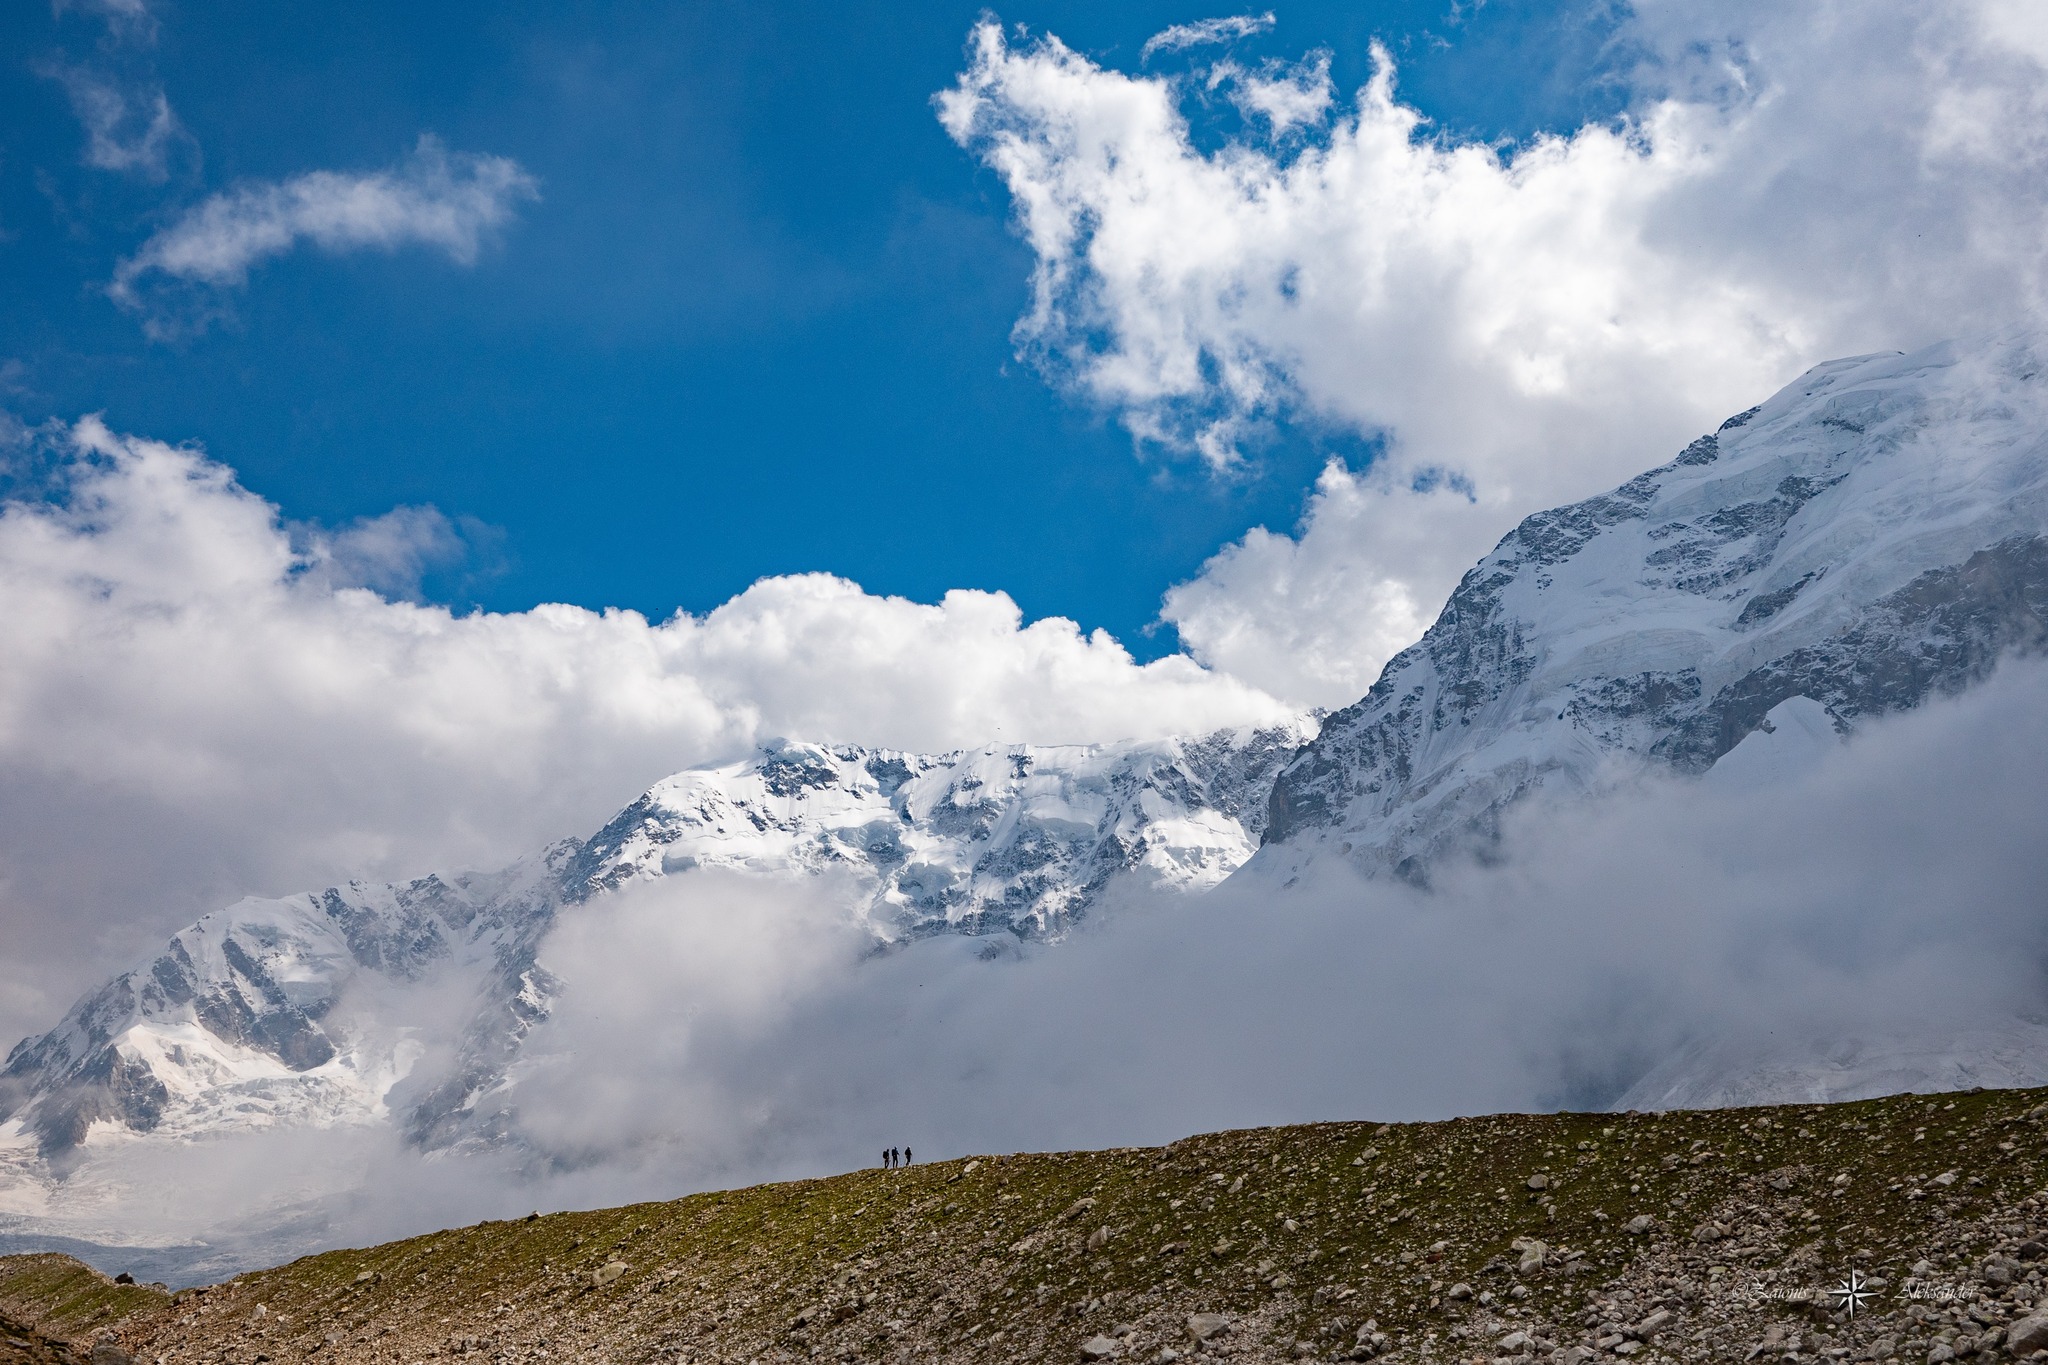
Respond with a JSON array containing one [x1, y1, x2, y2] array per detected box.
[[882, 1148, 891, 1169], [904, 1147, 913, 1165]]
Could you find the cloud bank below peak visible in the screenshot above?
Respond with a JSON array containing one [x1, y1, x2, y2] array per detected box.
[[946, 0, 2048, 707]]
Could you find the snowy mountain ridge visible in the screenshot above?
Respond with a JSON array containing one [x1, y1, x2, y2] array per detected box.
[[0, 724, 1310, 1170], [1258, 334, 2048, 881]]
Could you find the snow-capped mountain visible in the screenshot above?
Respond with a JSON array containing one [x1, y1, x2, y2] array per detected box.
[[565, 728, 1304, 937], [9, 332, 2048, 1260], [0, 854, 570, 1168], [0, 725, 1308, 1165], [1259, 335, 2048, 880]]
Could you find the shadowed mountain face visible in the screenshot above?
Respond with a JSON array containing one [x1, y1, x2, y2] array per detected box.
[[1261, 336, 2048, 882], [0, 727, 1308, 1161]]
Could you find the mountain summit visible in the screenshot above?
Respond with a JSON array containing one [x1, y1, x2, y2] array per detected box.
[[1261, 335, 2048, 881], [0, 726, 1306, 1165]]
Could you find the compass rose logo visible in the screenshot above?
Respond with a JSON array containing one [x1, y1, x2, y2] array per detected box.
[[1830, 1268, 1877, 1319]]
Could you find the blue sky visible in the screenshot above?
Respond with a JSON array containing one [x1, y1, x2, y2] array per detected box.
[[1, 0, 1629, 654]]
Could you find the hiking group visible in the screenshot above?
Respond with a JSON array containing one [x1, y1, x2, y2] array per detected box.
[[882, 1146, 912, 1168]]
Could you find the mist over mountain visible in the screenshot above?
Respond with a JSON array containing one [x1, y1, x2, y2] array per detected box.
[[4, 334, 2048, 1282]]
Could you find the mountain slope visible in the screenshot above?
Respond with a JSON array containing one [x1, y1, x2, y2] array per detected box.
[[1260, 334, 2048, 880], [18, 1086, 2048, 1365]]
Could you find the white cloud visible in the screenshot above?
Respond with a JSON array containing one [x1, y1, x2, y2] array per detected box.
[[110, 136, 539, 336], [287, 504, 488, 602], [42, 64, 187, 181], [941, 0, 2048, 707], [1211, 52, 1333, 135], [0, 421, 1292, 1050], [1140, 12, 1276, 63], [1159, 460, 1447, 706]]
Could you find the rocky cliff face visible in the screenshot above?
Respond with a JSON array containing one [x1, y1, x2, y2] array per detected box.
[[0, 725, 1309, 1162], [1260, 335, 2048, 881]]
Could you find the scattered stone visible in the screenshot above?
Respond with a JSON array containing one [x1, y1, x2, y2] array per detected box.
[[1933, 1171, 1960, 1186], [1446, 1283, 1473, 1301], [591, 1261, 627, 1287], [1187, 1314, 1230, 1342], [1525, 1174, 1549, 1191], [1623, 1215, 1657, 1235], [1080, 1334, 1121, 1358], [2006, 1312, 2048, 1357], [1086, 1226, 1112, 1251]]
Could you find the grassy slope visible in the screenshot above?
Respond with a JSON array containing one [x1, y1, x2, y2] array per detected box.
[[12, 1085, 2048, 1364], [0, 1254, 170, 1364]]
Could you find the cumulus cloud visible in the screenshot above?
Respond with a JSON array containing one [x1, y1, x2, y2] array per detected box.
[[1157, 461, 1451, 706], [942, 0, 2048, 706], [110, 136, 539, 337], [0, 421, 1291, 1051], [1209, 52, 1333, 135], [1140, 13, 1276, 63]]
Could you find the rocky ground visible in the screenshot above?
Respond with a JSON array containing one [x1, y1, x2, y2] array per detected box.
[[10, 1085, 2048, 1365]]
